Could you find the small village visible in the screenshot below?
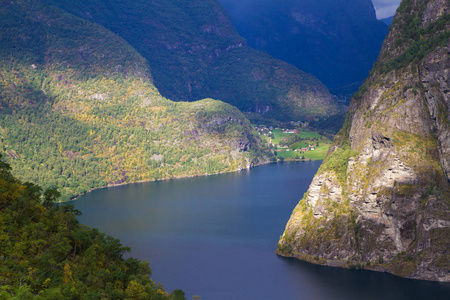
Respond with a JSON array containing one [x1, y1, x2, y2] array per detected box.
[[254, 124, 331, 161]]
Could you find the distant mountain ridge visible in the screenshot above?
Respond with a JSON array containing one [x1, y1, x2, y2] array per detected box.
[[43, 0, 343, 121], [219, 0, 389, 90]]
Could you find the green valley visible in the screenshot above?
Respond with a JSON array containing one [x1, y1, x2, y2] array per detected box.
[[1, 0, 449, 297], [255, 126, 331, 161]]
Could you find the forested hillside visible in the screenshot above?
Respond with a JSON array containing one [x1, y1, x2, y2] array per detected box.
[[43, 0, 343, 121], [0, 155, 185, 299], [0, 0, 270, 201], [219, 0, 388, 90]]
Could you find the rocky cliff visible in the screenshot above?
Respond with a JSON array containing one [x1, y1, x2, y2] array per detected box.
[[277, 0, 450, 282]]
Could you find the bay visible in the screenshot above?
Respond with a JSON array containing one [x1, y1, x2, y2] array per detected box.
[[74, 161, 450, 299]]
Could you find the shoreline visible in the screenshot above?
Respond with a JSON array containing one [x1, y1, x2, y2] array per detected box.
[[64, 160, 271, 203], [62, 158, 321, 203], [275, 250, 449, 283]]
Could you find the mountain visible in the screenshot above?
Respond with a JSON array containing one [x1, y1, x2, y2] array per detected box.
[[0, 155, 183, 299], [381, 15, 395, 26], [277, 0, 450, 282], [219, 0, 389, 90], [0, 0, 272, 201], [42, 0, 342, 121]]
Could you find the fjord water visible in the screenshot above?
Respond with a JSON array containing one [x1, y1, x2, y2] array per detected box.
[[74, 162, 450, 300]]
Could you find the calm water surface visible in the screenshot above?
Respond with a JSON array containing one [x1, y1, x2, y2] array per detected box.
[[74, 162, 450, 299]]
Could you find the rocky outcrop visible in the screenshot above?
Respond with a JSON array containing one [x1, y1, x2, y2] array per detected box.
[[277, 0, 450, 282]]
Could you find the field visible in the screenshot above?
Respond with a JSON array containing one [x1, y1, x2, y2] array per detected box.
[[271, 129, 323, 144], [276, 143, 331, 160], [255, 127, 332, 161]]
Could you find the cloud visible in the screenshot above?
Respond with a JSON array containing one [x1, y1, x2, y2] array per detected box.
[[371, 0, 402, 19]]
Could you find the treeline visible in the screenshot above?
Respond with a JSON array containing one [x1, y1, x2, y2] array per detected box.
[[0, 155, 185, 299]]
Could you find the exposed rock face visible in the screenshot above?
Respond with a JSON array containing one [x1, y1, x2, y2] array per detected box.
[[277, 0, 450, 282]]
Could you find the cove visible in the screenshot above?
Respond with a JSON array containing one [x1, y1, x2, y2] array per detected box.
[[74, 162, 450, 300]]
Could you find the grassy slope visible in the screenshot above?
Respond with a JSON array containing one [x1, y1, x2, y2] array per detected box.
[[276, 144, 331, 160], [267, 129, 331, 160], [0, 0, 268, 201]]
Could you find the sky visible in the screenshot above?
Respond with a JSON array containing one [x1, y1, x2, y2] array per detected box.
[[220, 0, 402, 20], [371, 0, 402, 19]]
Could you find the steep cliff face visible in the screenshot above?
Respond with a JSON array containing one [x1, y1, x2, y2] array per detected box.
[[277, 0, 450, 282], [44, 0, 341, 121]]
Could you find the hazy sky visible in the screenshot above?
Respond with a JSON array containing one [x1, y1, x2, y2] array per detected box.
[[220, 0, 402, 20], [372, 0, 401, 19]]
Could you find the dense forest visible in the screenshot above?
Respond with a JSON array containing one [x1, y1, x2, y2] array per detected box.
[[0, 155, 185, 299], [0, 0, 272, 201], [42, 0, 343, 121], [219, 0, 388, 89]]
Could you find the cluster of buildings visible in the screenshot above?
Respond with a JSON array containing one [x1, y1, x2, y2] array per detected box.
[[254, 126, 300, 135], [274, 146, 314, 152], [254, 125, 317, 153], [254, 125, 273, 136]]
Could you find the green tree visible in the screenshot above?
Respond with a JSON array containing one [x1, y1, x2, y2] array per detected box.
[[43, 188, 61, 208]]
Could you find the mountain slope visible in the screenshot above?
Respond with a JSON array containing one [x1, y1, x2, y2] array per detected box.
[[277, 0, 450, 282], [219, 0, 389, 90], [381, 16, 395, 26], [42, 0, 342, 121], [0, 156, 182, 299], [0, 0, 269, 201]]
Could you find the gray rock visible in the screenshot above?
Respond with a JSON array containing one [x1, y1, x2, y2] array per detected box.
[[277, 0, 450, 282]]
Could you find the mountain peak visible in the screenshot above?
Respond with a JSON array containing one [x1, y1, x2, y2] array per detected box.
[[277, 0, 450, 282]]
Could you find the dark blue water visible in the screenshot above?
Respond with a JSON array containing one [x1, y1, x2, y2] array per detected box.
[[74, 162, 450, 300]]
